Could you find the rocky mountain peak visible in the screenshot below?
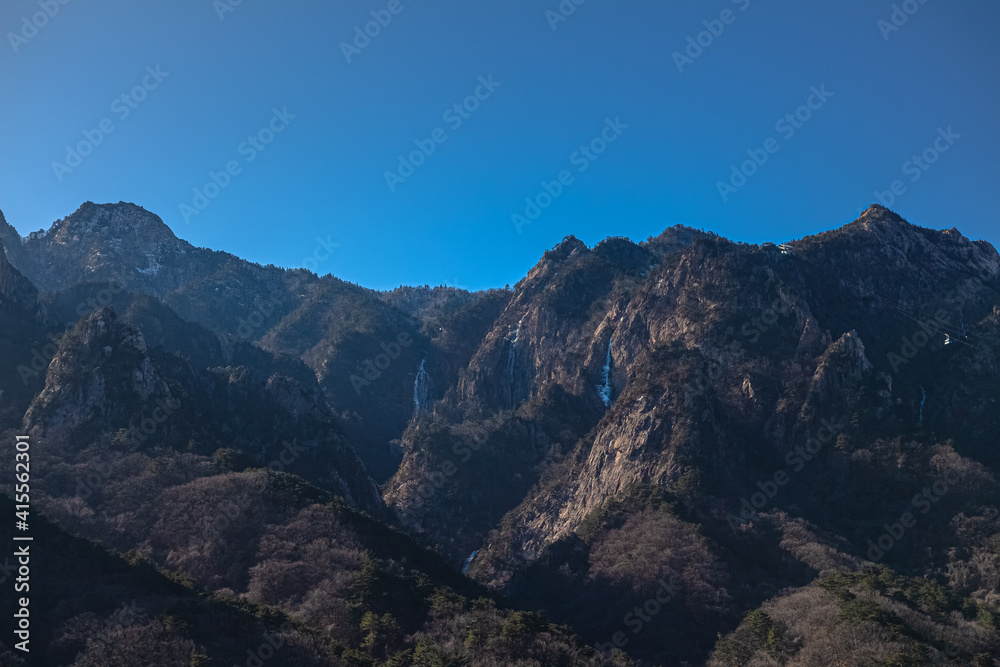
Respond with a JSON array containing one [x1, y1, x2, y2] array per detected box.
[[50, 201, 179, 244], [644, 224, 712, 257], [518, 235, 591, 287], [542, 235, 588, 263], [857, 202, 906, 224], [842, 203, 917, 244], [11, 202, 200, 294], [72, 305, 149, 354], [24, 306, 167, 434], [791, 204, 999, 284]]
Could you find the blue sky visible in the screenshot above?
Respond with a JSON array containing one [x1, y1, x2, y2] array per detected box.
[[1, 0, 997, 291]]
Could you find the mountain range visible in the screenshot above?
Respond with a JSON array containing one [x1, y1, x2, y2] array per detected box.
[[1, 201, 998, 666]]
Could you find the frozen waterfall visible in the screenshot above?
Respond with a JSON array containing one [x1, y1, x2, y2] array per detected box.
[[597, 341, 613, 407], [413, 358, 430, 414], [506, 319, 522, 380], [462, 550, 479, 575]]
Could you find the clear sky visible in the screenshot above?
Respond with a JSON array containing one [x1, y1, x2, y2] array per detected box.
[[1, 0, 997, 291]]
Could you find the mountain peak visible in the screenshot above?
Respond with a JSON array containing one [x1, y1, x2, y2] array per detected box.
[[793, 202, 918, 247], [12, 201, 195, 294], [23, 306, 167, 435], [53, 201, 178, 242], [542, 235, 588, 263], [645, 224, 715, 258], [854, 202, 911, 228]]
